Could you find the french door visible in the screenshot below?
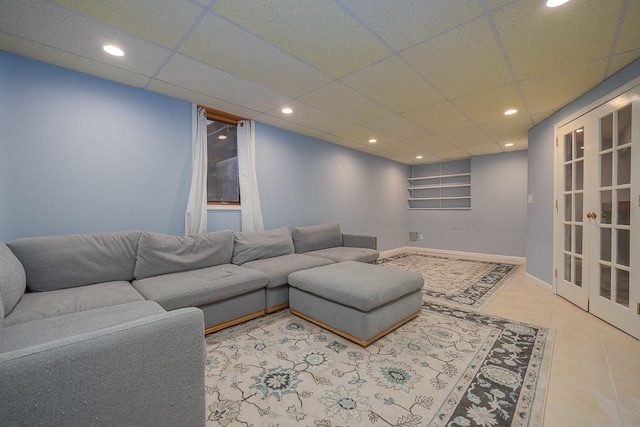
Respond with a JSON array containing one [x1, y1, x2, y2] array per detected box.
[[555, 85, 639, 339]]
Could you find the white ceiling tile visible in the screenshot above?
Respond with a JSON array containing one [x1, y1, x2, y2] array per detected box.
[[364, 115, 429, 141], [408, 153, 444, 165], [253, 113, 325, 138], [403, 101, 475, 134], [437, 126, 492, 146], [402, 17, 512, 99], [146, 79, 261, 118], [265, 101, 353, 135], [298, 82, 393, 124], [213, 0, 391, 78], [0, 33, 150, 88], [519, 60, 606, 114], [341, 0, 483, 51], [0, 0, 172, 76], [180, 13, 332, 97], [402, 136, 454, 152], [333, 126, 387, 144], [319, 134, 369, 150], [607, 49, 640, 78], [342, 56, 444, 113], [429, 147, 471, 160], [480, 115, 534, 142], [155, 54, 290, 113], [452, 84, 526, 125], [2, 0, 638, 165], [52, 0, 204, 48], [615, 0, 640, 54], [485, 0, 513, 8], [462, 142, 504, 156], [501, 140, 528, 151], [492, 0, 622, 80], [366, 143, 419, 157]]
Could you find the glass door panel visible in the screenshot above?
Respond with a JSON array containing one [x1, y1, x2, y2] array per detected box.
[[557, 122, 589, 309], [588, 93, 638, 338]]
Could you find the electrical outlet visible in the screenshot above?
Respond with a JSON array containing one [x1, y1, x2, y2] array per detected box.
[[419, 234, 424, 240]]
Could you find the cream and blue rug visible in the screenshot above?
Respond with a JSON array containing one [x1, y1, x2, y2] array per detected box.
[[377, 252, 519, 310], [204, 301, 552, 426]]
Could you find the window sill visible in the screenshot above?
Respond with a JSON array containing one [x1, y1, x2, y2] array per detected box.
[[207, 204, 241, 211]]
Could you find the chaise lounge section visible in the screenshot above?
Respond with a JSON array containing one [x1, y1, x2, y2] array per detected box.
[[0, 238, 206, 426]]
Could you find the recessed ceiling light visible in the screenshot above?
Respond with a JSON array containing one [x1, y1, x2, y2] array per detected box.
[[368, 139, 377, 144], [416, 155, 423, 159], [282, 107, 293, 114], [504, 143, 514, 147], [504, 109, 518, 116], [103, 45, 124, 57], [546, 0, 570, 7]]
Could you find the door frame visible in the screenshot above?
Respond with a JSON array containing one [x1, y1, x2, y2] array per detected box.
[[553, 76, 640, 294], [555, 116, 592, 310], [553, 78, 640, 339]]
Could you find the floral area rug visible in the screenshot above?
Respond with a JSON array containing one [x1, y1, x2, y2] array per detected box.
[[204, 301, 553, 426], [377, 252, 519, 310]]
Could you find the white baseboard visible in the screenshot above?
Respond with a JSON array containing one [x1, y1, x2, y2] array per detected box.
[[525, 272, 555, 292], [380, 246, 525, 265], [378, 247, 409, 258]]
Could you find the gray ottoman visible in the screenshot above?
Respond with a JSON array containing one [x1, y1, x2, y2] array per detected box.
[[288, 261, 423, 347]]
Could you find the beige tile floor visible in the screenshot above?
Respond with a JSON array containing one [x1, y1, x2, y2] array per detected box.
[[483, 266, 640, 427]]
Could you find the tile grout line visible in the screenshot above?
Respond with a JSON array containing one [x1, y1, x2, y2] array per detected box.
[[599, 331, 627, 426]]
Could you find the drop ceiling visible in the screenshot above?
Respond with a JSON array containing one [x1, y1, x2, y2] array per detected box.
[[1, 0, 639, 164]]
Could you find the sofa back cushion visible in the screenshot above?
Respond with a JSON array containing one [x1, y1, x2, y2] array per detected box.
[[0, 242, 26, 317], [134, 230, 234, 280], [291, 222, 343, 253], [7, 231, 141, 293], [231, 227, 294, 265]]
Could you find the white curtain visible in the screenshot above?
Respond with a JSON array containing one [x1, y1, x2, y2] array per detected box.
[[237, 120, 264, 231], [184, 105, 208, 235]]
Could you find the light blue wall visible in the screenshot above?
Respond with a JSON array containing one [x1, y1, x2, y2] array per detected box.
[[407, 151, 528, 257], [1, 52, 409, 249], [208, 123, 411, 251], [0, 52, 192, 241], [526, 58, 640, 284]]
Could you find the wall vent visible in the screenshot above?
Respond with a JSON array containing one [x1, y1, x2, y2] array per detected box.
[[409, 232, 419, 242]]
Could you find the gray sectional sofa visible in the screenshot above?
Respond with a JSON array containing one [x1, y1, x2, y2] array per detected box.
[[0, 222, 377, 426]]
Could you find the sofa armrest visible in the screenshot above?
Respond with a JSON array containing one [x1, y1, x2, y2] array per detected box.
[[0, 307, 206, 427], [342, 233, 377, 250]]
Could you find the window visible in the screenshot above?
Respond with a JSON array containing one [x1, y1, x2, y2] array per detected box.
[[201, 106, 244, 206], [207, 120, 239, 204]]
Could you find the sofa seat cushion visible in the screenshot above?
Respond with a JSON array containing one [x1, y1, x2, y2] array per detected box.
[[0, 301, 166, 353], [231, 227, 294, 265], [7, 231, 141, 292], [305, 246, 379, 263], [134, 230, 234, 280], [3, 281, 145, 327], [291, 222, 343, 253], [242, 254, 334, 288], [132, 264, 268, 311]]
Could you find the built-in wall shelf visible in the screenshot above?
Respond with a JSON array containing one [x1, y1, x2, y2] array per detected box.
[[408, 161, 471, 210]]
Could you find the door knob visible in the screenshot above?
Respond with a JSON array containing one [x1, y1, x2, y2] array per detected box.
[[586, 212, 597, 219]]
